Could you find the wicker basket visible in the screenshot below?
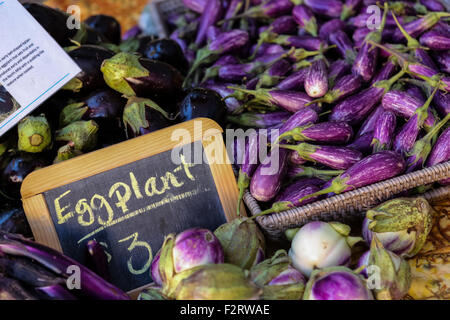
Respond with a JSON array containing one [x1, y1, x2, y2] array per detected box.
[[244, 161, 450, 239]]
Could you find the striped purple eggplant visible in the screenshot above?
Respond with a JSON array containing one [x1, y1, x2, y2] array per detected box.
[[279, 143, 363, 170], [227, 111, 291, 128], [406, 113, 450, 173], [229, 87, 315, 113], [352, 28, 371, 44], [277, 121, 354, 145], [206, 26, 222, 43], [371, 110, 396, 152], [230, 0, 293, 19], [415, 49, 438, 70], [357, 105, 384, 137], [182, 0, 207, 13], [328, 59, 351, 87], [293, 5, 318, 37], [420, 0, 446, 12], [185, 29, 249, 84], [223, 0, 244, 29], [278, 108, 319, 135], [195, 0, 223, 46], [312, 73, 362, 104], [329, 30, 357, 63], [256, 59, 292, 88], [434, 90, 450, 117], [201, 55, 240, 82], [257, 178, 322, 215], [392, 12, 450, 42], [271, 35, 326, 51], [289, 150, 307, 165], [318, 19, 346, 40], [433, 51, 450, 73], [420, 30, 450, 50], [370, 60, 397, 84], [297, 151, 406, 202], [217, 61, 267, 82], [433, 21, 450, 36], [276, 68, 308, 90], [347, 132, 374, 155], [303, 0, 343, 18], [405, 85, 425, 103], [305, 59, 328, 98], [330, 69, 405, 125], [426, 127, 450, 183], [250, 148, 289, 202], [381, 90, 437, 130], [287, 166, 344, 181], [0, 232, 130, 300], [341, 0, 361, 20]]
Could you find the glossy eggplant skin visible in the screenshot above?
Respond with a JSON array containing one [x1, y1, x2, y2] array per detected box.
[[138, 39, 189, 75], [67, 46, 114, 93], [0, 86, 15, 114], [179, 88, 228, 128], [0, 204, 32, 238], [85, 15, 121, 45]]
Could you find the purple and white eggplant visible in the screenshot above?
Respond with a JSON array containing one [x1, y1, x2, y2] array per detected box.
[[329, 30, 357, 63], [305, 59, 328, 98], [293, 5, 318, 37], [195, 0, 223, 46], [311, 73, 362, 105], [227, 111, 291, 128], [277, 121, 354, 145], [371, 110, 396, 152], [318, 19, 346, 41], [420, 30, 450, 50], [303, 0, 343, 18], [276, 67, 308, 91]]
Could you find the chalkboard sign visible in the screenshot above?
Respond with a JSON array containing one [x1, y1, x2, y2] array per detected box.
[[21, 118, 242, 295]]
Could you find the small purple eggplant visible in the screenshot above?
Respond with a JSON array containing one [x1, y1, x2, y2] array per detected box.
[[270, 35, 326, 51], [223, 0, 244, 29], [393, 86, 439, 155], [305, 59, 328, 98], [433, 51, 450, 73], [296, 151, 406, 202], [406, 113, 450, 173], [311, 73, 362, 104], [330, 69, 406, 125], [250, 148, 289, 202], [256, 59, 292, 88], [328, 59, 351, 87], [420, 30, 450, 50], [370, 60, 397, 84], [381, 90, 436, 130], [293, 5, 318, 37], [227, 111, 291, 128], [392, 11, 450, 42], [352, 28, 371, 44], [195, 0, 223, 46], [206, 26, 222, 43], [426, 127, 450, 171], [182, 0, 207, 13], [420, 0, 446, 12], [289, 150, 307, 165], [303, 0, 343, 18], [276, 67, 308, 91], [279, 143, 363, 170], [415, 49, 438, 71], [329, 30, 357, 63], [341, 0, 362, 20], [357, 105, 384, 137], [277, 121, 354, 145], [228, 0, 293, 20], [256, 178, 322, 215], [278, 108, 320, 136], [433, 90, 450, 117], [318, 19, 346, 40], [371, 110, 397, 152], [347, 132, 374, 155], [201, 55, 240, 83], [217, 62, 264, 82], [36, 285, 77, 300], [229, 87, 315, 113]]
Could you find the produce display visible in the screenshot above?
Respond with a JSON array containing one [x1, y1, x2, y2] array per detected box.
[[0, 0, 450, 300]]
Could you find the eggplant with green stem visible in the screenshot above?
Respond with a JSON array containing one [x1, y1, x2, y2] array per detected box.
[[329, 30, 357, 63], [308, 73, 362, 105], [426, 127, 450, 185], [195, 0, 223, 46], [303, 0, 343, 18], [371, 110, 397, 152], [287, 166, 343, 181], [392, 11, 450, 42], [293, 5, 318, 37], [227, 111, 291, 128], [277, 121, 353, 145]]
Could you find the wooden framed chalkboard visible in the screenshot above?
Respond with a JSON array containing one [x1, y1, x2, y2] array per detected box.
[[21, 118, 243, 296]]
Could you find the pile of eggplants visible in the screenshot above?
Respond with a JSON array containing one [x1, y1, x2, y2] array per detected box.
[[168, 0, 450, 214]]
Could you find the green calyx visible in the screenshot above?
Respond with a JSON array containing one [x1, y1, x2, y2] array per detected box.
[[18, 115, 52, 153], [291, 166, 343, 180], [278, 142, 317, 162], [308, 89, 341, 106], [118, 38, 140, 53], [304, 18, 318, 37], [328, 222, 363, 248], [373, 69, 406, 93], [184, 48, 218, 87], [369, 235, 412, 300], [367, 197, 433, 257], [227, 86, 272, 104], [62, 77, 83, 93], [53, 142, 83, 164], [296, 175, 351, 204], [138, 286, 167, 300], [285, 228, 300, 241], [293, 60, 312, 72], [60, 102, 88, 127], [101, 52, 149, 96], [55, 120, 99, 152], [391, 11, 421, 50], [289, 48, 321, 62], [159, 233, 176, 294], [365, 3, 389, 44], [237, 171, 250, 216], [276, 124, 314, 143], [371, 138, 388, 153], [340, 4, 355, 21], [415, 85, 439, 131], [422, 12, 450, 30]]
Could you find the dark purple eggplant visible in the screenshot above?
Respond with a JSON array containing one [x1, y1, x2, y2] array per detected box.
[[433, 90, 450, 117], [406, 113, 450, 173], [347, 132, 374, 155], [228, 0, 293, 20], [297, 151, 406, 202], [0, 86, 16, 115], [303, 0, 342, 18], [329, 30, 357, 63], [293, 5, 318, 37], [252, 43, 285, 59], [415, 49, 438, 71], [370, 60, 397, 84], [426, 127, 450, 171], [270, 35, 326, 51], [276, 67, 308, 91], [371, 110, 396, 152], [0, 231, 130, 300], [279, 143, 363, 170], [381, 90, 436, 130], [304, 59, 328, 98], [420, 0, 446, 12], [202, 82, 242, 113], [392, 11, 450, 42], [255, 59, 292, 88], [328, 59, 351, 87], [101, 53, 184, 108], [278, 108, 320, 136], [179, 88, 227, 128], [318, 19, 346, 41], [250, 148, 289, 202], [64, 45, 114, 93], [195, 0, 223, 46], [182, 0, 207, 13], [123, 97, 172, 138], [229, 87, 315, 113], [420, 30, 450, 50], [433, 51, 450, 74], [217, 61, 266, 83], [227, 111, 291, 128], [137, 39, 189, 75], [357, 105, 384, 137], [277, 121, 353, 145], [330, 69, 405, 125], [405, 85, 425, 103], [85, 15, 121, 45], [341, 0, 361, 20], [0, 205, 32, 237], [311, 73, 362, 104], [86, 240, 110, 281], [256, 178, 322, 215]]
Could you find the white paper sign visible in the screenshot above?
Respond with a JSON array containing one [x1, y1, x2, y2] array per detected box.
[[0, 0, 81, 136]]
